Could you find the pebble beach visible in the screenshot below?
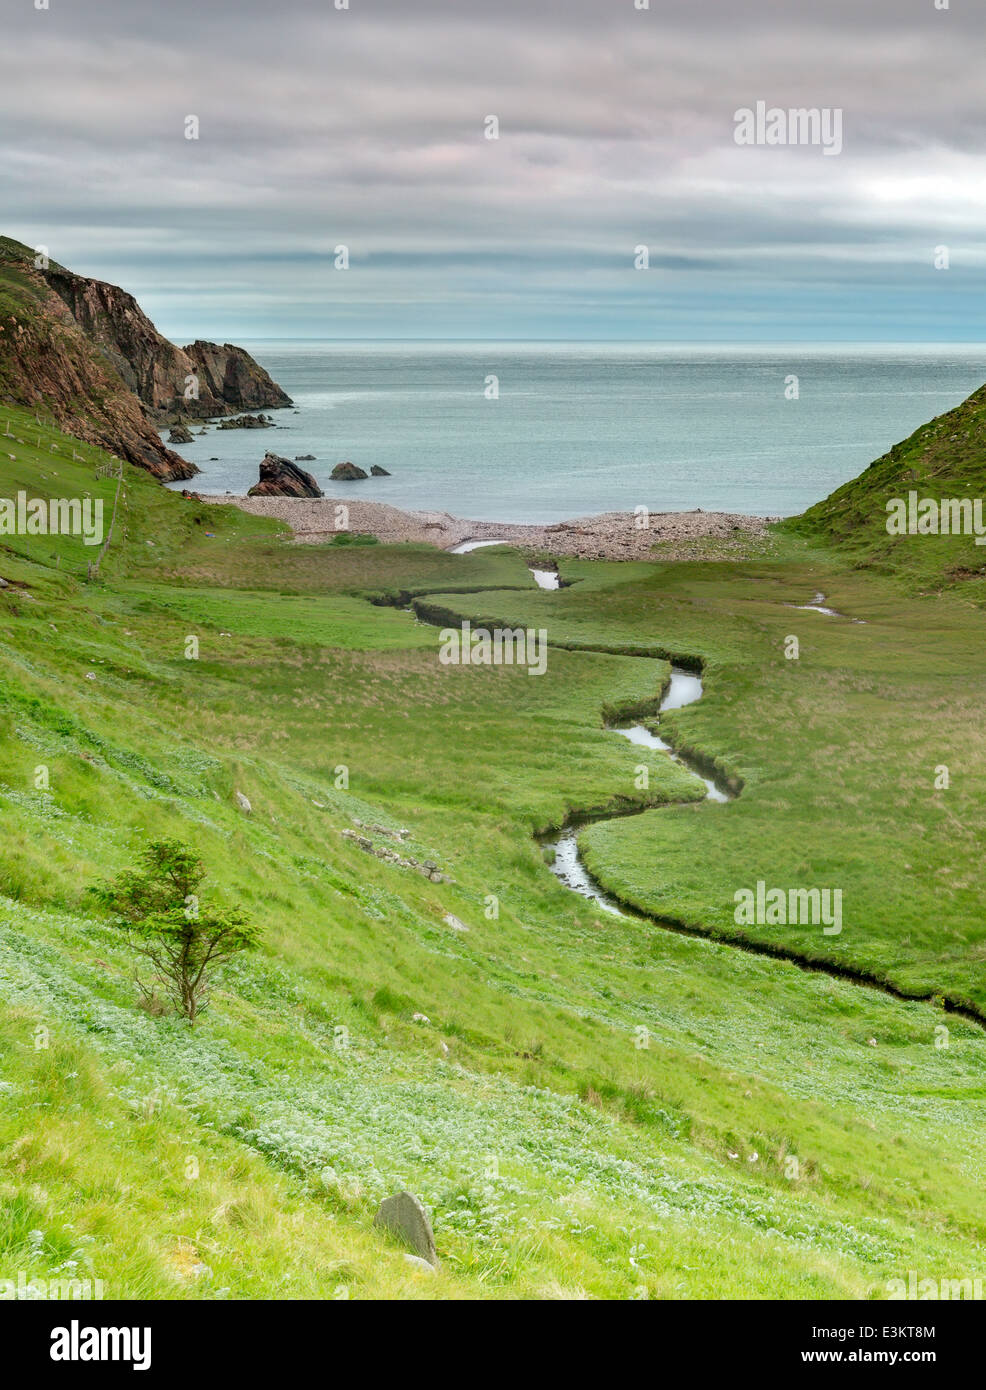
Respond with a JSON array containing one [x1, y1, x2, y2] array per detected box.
[[203, 493, 778, 561]]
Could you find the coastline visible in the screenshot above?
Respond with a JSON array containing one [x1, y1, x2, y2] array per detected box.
[[200, 493, 778, 561]]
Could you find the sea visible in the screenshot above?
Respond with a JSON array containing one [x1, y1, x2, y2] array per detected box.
[[164, 342, 986, 523]]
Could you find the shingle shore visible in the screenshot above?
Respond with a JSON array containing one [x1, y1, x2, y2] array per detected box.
[[202, 493, 777, 561]]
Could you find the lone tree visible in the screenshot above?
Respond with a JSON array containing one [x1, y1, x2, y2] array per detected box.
[[90, 839, 260, 1022]]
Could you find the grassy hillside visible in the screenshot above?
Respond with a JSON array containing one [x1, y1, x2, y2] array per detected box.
[[2, 406, 986, 1299], [790, 380, 986, 593]]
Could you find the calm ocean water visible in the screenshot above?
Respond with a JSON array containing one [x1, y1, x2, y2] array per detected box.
[[166, 343, 986, 523]]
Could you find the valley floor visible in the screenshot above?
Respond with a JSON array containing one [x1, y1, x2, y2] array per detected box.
[[1, 407, 985, 1300]]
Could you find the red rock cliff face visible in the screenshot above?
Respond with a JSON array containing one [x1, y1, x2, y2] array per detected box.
[[42, 266, 197, 415], [42, 271, 293, 417], [0, 237, 293, 480], [0, 245, 195, 480]]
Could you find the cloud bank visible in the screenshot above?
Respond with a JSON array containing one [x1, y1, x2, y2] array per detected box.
[[3, 0, 983, 339]]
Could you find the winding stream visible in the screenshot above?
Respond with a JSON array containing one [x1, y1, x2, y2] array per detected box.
[[529, 568, 560, 590], [450, 538, 560, 589], [543, 668, 730, 917], [403, 573, 983, 1026], [787, 592, 866, 624]]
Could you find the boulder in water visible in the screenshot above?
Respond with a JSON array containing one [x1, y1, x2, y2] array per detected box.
[[331, 461, 369, 481]]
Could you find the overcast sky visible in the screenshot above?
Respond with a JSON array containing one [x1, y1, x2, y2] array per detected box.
[[3, 0, 984, 340]]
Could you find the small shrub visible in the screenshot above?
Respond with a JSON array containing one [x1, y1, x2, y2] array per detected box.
[[88, 838, 261, 1023]]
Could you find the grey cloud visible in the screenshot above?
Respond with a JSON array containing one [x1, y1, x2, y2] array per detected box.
[[2, 0, 983, 337]]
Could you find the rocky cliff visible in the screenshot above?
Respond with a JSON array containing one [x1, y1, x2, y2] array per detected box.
[[40, 259, 292, 419], [0, 239, 194, 480], [41, 263, 195, 419], [0, 236, 292, 481], [183, 341, 292, 415]]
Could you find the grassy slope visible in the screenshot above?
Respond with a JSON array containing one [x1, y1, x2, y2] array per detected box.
[[1, 407, 985, 1299], [789, 379, 986, 594]]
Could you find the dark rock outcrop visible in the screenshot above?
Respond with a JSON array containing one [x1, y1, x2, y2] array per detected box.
[[330, 462, 368, 481], [168, 423, 194, 444], [217, 413, 274, 430], [370, 465, 391, 476], [184, 342, 292, 414], [247, 452, 323, 498]]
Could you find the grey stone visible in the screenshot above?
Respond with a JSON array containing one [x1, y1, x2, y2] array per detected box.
[[374, 1192, 437, 1266], [331, 461, 369, 481]]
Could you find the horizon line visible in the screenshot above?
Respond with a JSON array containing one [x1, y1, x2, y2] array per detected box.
[[162, 336, 986, 347]]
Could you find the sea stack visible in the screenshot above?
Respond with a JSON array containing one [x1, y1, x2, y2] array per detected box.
[[247, 452, 323, 497]]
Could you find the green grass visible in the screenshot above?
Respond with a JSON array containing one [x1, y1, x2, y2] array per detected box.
[[790, 379, 986, 595], [425, 554, 986, 1013], [119, 585, 441, 651], [1, 404, 986, 1299]]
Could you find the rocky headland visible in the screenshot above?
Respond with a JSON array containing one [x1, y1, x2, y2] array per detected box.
[[0, 235, 292, 481]]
